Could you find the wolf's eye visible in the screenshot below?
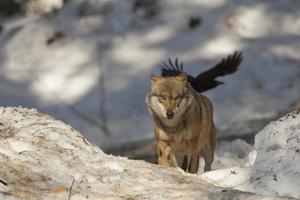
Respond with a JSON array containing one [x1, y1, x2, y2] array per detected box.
[[175, 95, 184, 101], [174, 96, 180, 101], [158, 95, 166, 101]]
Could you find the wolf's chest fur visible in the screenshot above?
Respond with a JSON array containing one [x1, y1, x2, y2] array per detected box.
[[157, 127, 194, 154]]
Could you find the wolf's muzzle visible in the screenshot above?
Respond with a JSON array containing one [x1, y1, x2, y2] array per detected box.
[[166, 111, 174, 119]]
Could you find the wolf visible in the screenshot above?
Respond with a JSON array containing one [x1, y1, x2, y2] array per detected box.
[[145, 51, 242, 173]]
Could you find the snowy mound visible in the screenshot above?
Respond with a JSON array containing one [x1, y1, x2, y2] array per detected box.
[[1, 106, 288, 200], [201, 109, 300, 199]]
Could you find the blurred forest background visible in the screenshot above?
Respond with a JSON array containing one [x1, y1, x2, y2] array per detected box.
[[0, 0, 299, 160]]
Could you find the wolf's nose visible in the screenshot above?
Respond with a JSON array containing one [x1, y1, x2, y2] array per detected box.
[[166, 111, 174, 119]]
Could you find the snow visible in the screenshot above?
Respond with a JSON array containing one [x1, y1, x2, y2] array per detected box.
[[23, 0, 64, 13], [0, 194, 21, 200], [204, 139, 256, 172], [201, 109, 300, 199], [0, 0, 300, 149], [4, 106, 289, 199], [9, 141, 34, 153], [0, 0, 300, 198]]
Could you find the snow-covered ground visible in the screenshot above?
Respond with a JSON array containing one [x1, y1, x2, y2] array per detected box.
[[2, 106, 294, 200], [0, 0, 299, 149], [198, 139, 255, 174], [201, 109, 300, 199]]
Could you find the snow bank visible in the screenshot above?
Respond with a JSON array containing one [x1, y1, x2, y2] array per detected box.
[[0, 106, 291, 200], [201, 109, 300, 199]]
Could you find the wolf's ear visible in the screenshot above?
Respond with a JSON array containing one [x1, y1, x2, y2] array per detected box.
[[175, 73, 187, 83], [150, 74, 160, 84]]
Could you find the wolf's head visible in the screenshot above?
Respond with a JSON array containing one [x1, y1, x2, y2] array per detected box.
[[146, 73, 194, 123]]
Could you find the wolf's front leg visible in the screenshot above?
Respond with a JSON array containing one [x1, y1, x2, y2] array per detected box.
[[169, 150, 178, 167], [157, 140, 178, 167]]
